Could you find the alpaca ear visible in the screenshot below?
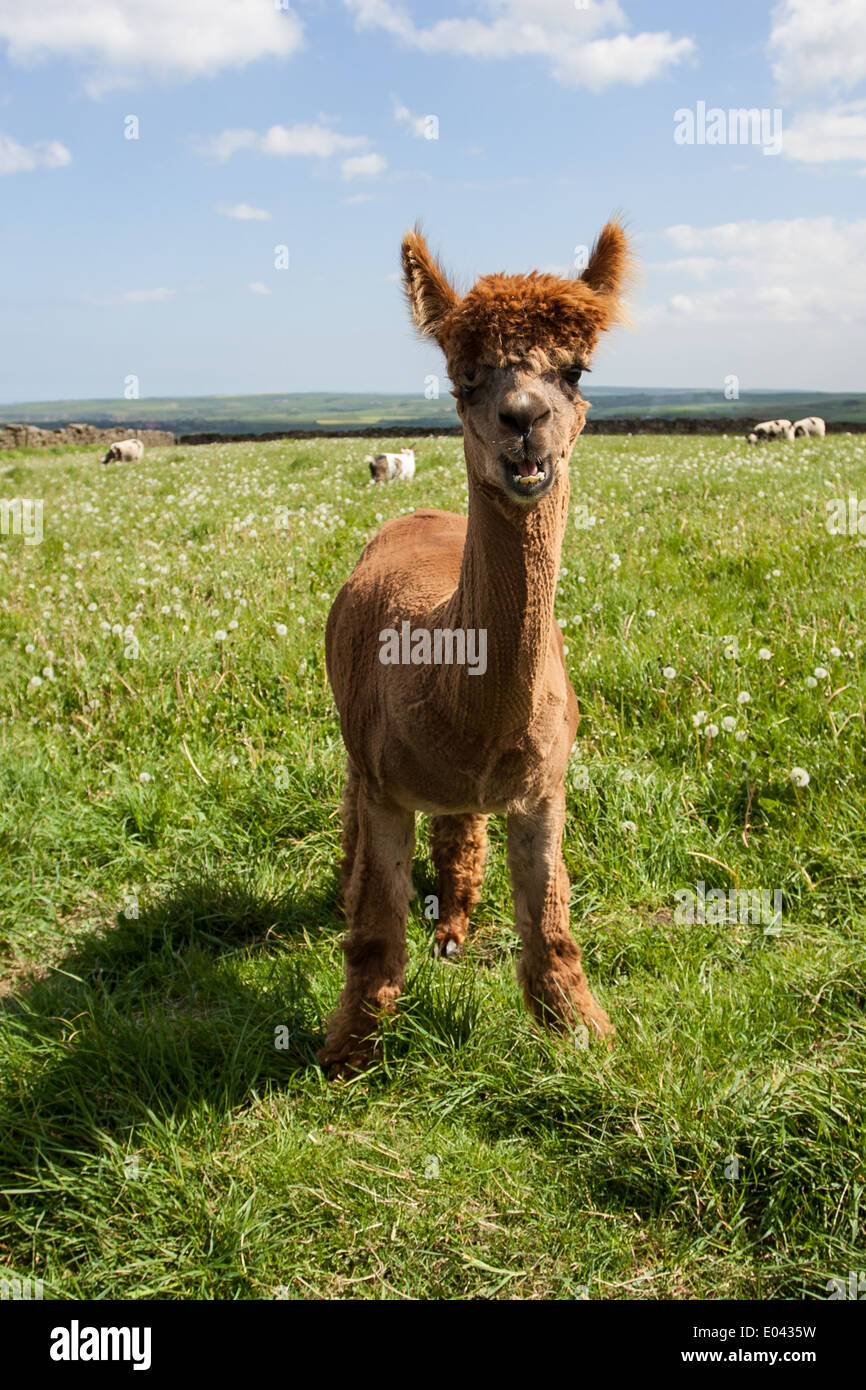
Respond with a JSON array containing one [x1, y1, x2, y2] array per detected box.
[[401, 225, 460, 343], [580, 219, 633, 308]]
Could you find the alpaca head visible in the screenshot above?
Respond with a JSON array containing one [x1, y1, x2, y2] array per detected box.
[[402, 220, 632, 508]]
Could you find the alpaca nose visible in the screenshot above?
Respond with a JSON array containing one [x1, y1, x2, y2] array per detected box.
[[498, 391, 550, 438]]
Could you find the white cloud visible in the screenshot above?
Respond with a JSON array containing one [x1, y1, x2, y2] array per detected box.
[[345, 192, 375, 203], [0, 0, 303, 95], [345, 0, 695, 90], [651, 256, 723, 280], [393, 98, 429, 137], [341, 152, 387, 179], [782, 100, 866, 164], [0, 131, 70, 174], [215, 201, 272, 221], [196, 122, 368, 163], [769, 0, 866, 100], [644, 217, 866, 325], [259, 124, 366, 157], [248, 281, 271, 295], [553, 30, 695, 89], [199, 129, 257, 162]]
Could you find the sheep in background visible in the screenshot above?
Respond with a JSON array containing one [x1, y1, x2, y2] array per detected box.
[[103, 438, 144, 464], [746, 419, 795, 443], [793, 417, 826, 439], [366, 448, 416, 482]]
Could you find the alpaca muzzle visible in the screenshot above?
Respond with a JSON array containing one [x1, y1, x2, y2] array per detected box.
[[499, 450, 554, 502]]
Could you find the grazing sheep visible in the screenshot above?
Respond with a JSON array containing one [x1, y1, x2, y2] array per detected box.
[[365, 448, 415, 482], [747, 419, 795, 443], [103, 438, 144, 465], [793, 416, 826, 439]]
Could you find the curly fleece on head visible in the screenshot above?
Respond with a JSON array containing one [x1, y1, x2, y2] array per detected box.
[[402, 220, 633, 374]]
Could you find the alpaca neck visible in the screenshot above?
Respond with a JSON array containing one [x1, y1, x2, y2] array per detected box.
[[435, 465, 569, 738]]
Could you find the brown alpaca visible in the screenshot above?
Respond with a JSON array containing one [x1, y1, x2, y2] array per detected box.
[[319, 219, 633, 1076]]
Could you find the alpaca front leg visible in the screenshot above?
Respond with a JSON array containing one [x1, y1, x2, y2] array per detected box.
[[318, 792, 415, 1077], [430, 813, 488, 958], [507, 791, 613, 1041]]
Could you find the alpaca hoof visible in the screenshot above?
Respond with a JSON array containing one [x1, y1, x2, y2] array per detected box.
[[582, 1012, 616, 1049], [565, 1001, 615, 1047], [585, 1004, 615, 1039], [433, 932, 462, 961], [522, 965, 614, 1045], [317, 1040, 379, 1080]]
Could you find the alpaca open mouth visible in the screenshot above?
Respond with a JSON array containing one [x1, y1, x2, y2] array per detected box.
[[500, 453, 554, 502]]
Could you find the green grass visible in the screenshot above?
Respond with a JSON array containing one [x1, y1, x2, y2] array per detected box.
[[0, 432, 864, 1300]]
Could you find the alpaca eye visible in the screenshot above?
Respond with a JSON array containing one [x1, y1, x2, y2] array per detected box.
[[460, 380, 480, 399], [563, 365, 586, 386]]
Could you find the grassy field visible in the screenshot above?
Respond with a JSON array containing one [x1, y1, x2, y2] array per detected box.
[[0, 431, 864, 1301]]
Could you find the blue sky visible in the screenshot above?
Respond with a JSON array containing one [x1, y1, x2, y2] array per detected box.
[[0, 0, 864, 403]]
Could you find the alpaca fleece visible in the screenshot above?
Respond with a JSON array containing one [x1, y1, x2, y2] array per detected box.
[[319, 220, 633, 1077]]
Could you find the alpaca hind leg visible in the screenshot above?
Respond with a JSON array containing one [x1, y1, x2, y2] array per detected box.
[[507, 790, 613, 1041], [429, 813, 488, 958], [319, 789, 415, 1077], [335, 757, 360, 917]]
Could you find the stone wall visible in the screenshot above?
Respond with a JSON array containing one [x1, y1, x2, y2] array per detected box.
[[178, 418, 866, 444], [0, 421, 175, 450], [4, 418, 863, 451]]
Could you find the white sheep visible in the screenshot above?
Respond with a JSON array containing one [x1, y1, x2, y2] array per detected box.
[[365, 448, 415, 482], [103, 438, 144, 465], [793, 416, 826, 439], [747, 419, 795, 443]]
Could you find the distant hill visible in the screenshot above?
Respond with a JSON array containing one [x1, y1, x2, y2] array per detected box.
[[2, 389, 865, 435]]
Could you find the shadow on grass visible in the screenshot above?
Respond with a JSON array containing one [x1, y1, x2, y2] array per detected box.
[[0, 873, 343, 1170]]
